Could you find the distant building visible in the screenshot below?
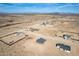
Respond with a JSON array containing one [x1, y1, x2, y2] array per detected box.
[[63, 34, 71, 40], [56, 43, 71, 53], [36, 37, 46, 44]]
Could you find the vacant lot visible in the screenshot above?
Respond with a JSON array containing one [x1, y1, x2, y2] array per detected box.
[[0, 14, 79, 56]]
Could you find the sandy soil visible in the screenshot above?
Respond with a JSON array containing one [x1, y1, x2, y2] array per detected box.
[[0, 14, 79, 56]]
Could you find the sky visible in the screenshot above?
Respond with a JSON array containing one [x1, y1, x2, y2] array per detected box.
[[0, 3, 79, 14]]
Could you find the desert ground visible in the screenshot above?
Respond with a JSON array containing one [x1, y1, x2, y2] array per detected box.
[[0, 14, 79, 56]]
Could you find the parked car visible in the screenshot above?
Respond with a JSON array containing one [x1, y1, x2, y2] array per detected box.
[[56, 43, 71, 53]]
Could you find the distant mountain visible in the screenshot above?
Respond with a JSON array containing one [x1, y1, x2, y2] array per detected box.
[[0, 12, 79, 16]]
